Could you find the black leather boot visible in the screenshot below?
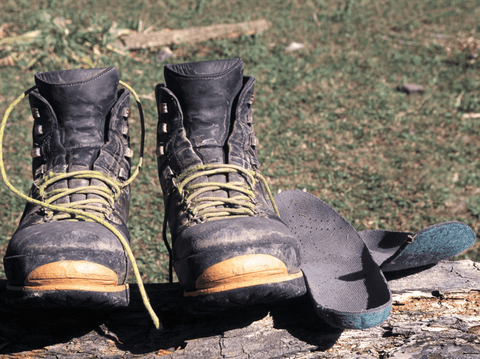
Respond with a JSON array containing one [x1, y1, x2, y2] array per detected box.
[[3, 67, 134, 308], [155, 58, 306, 310]]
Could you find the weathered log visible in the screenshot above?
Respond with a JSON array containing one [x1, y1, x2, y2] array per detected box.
[[120, 19, 271, 50], [0, 260, 479, 358]]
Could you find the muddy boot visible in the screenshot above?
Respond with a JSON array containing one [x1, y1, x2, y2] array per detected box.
[[155, 58, 306, 310], [3, 67, 134, 308]]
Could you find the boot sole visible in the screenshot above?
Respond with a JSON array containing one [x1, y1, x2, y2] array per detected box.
[[5, 285, 129, 309], [5, 260, 129, 309], [185, 276, 306, 312], [183, 254, 306, 311]]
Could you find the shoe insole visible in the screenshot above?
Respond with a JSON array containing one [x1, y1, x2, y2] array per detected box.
[[275, 190, 392, 329]]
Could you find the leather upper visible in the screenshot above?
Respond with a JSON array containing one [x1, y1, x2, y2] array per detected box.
[[156, 59, 281, 238]]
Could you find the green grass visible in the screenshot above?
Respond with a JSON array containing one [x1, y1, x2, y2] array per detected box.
[[0, 0, 479, 283]]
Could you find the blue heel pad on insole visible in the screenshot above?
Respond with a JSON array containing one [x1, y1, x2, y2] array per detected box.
[[359, 222, 476, 272]]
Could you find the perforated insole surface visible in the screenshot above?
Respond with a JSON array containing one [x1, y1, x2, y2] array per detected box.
[[275, 190, 392, 329]]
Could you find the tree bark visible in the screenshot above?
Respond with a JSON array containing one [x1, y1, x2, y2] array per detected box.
[[0, 260, 479, 358]]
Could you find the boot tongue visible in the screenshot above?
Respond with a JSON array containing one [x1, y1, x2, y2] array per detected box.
[[164, 58, 243, 164], [35, 67, 119, 150]]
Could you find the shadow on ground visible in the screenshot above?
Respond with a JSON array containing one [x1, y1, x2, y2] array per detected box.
[[0, 280, 341, 356]]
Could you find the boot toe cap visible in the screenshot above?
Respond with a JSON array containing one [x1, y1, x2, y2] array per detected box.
[[173, 216, 302, 290], [4, 221, 130, 286]]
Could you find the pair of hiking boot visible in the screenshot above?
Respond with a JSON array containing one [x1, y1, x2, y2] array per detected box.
[[2, 58, 476, 331], [1, 59, 305, 326]]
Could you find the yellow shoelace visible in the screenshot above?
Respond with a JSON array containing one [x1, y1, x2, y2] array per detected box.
[[162, 163, 280, 282], [37, 170, 123, 221], [177, 164, 279, 221], [0, 81, 161, 330]]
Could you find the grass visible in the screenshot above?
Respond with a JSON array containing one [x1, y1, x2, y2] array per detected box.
[[0, 0, 478, 283]]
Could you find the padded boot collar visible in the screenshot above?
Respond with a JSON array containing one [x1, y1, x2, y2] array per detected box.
[[35, 67, 107, 84], [165, 58, 242, 77], [164, 59, 243, 159], [34, 67, 119, 150]]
